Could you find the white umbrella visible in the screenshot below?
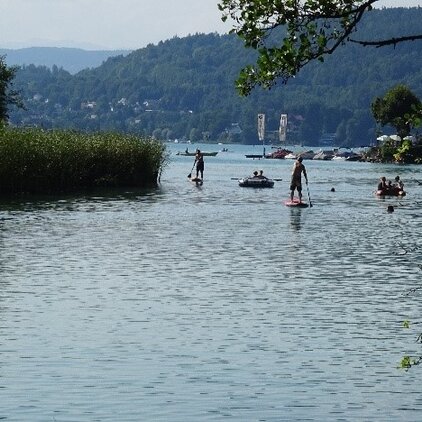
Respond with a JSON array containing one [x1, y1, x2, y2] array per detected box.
[[376, 135, 389, 141], [388, 134, 401, 142], [403, 135, 416, 143]]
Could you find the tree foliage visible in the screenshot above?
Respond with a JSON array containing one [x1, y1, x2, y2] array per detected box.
[[371, 85, 422, 139], [7, 8, 422, 147], [0, 55, 22, 123], [218, 0, 422, 95]]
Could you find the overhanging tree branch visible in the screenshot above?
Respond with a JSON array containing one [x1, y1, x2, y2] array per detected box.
[[218, 0, 422, 95], [350, 34, 422, 48]]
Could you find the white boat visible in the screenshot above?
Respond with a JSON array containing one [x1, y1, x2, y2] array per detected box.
[[284, 153, 297, 159], [313, 150, 335, 160]]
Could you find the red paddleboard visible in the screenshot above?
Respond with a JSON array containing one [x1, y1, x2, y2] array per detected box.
[[284, 198, 308, 208]]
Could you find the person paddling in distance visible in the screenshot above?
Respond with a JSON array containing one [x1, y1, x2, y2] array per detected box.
[[194, 149, 204, 180], [290, 157, 308, 203]]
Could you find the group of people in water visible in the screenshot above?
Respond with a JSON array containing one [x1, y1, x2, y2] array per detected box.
[[192, 151, 406, 204], [377, 175, 405, 196], [192, 151, 309, 203]]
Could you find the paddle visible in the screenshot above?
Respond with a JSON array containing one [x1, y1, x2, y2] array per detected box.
[[187, 160, 196, 178], [306, 181, 313, 207]]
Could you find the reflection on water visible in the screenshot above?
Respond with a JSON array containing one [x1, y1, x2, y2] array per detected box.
[[0, 145, 421, 421], [289, 208, 303, 231]]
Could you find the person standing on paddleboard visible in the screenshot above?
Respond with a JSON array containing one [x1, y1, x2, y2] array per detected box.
[[290, 157, 308, 203], [195, 149, 204, 180]]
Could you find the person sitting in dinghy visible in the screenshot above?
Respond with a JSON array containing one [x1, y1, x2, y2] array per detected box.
[[258, 170, 268, 179], [377, 176, 388, 195], [393, 176, 404, 195]]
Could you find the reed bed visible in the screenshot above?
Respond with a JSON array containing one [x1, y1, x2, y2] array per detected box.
[[0, 127, 168, 195]]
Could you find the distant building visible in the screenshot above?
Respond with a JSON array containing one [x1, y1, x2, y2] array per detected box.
[[117, 97, 128, 106], [81, 101, 96, 109], [142, 99, 161, 110]]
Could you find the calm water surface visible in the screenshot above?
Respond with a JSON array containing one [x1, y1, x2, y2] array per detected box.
[[1, 143, 421, 421]]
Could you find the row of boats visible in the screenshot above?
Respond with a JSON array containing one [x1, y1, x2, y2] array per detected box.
[[176, 148, 363, 161], [265, 148, 363, 161]]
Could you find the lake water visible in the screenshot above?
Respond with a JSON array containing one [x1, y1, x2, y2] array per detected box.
[[1, 143, 421, 421]]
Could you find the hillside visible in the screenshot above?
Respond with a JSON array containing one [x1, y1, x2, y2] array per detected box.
[[0, 47, 131, 74], [7, 7, 422, 147]]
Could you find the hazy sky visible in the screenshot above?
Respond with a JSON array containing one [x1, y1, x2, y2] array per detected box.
[[0, 0, 421, 50]]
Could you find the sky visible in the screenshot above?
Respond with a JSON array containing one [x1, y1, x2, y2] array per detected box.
[[0, 0, 421, 51]]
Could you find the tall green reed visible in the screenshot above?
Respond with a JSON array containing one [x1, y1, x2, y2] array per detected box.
[[0, 127, 168, 195]]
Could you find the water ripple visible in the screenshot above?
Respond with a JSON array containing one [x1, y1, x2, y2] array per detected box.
[[0, 151, 421, 420]]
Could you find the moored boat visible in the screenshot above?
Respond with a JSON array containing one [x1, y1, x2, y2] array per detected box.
[[345, 153, 363, 161], [265, 148, 292, 159], [177, 151, 218, 156], [297, 150, 315, 160], [313, 150, 335, 160]]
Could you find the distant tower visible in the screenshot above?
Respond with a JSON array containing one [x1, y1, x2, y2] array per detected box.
[[257, 113, 265, 142], [279, 114, 287, 143]]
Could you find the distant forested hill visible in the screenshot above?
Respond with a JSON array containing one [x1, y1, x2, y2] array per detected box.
[[0, 47, 131, 74], [7, 7, 422, 146]]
